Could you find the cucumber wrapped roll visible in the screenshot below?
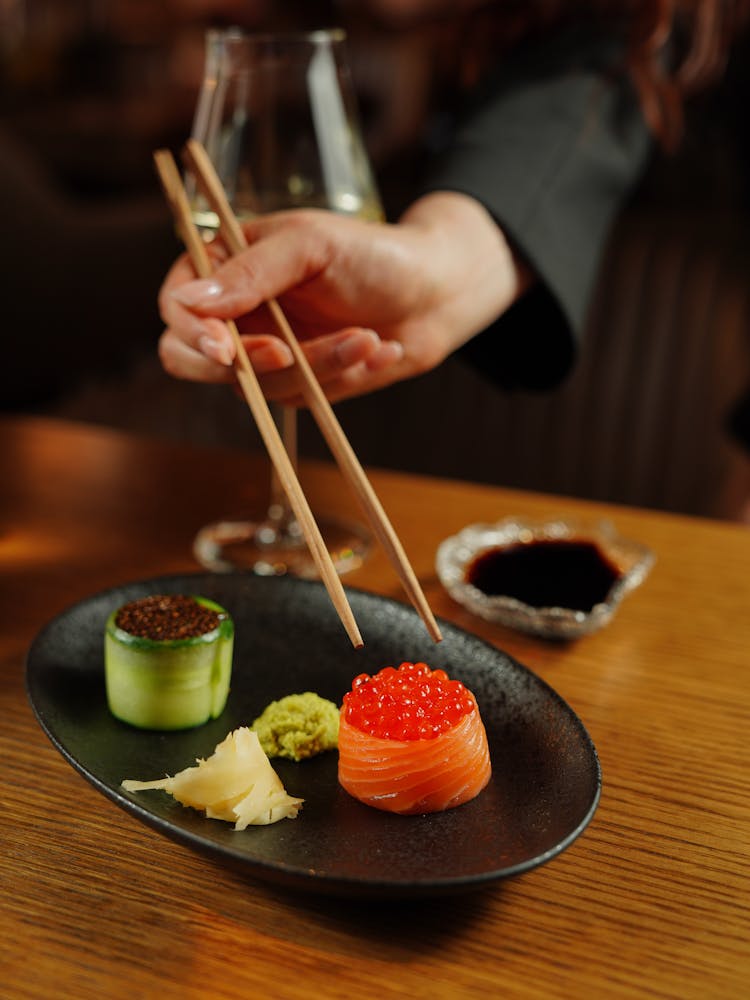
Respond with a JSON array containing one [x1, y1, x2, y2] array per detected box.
[[104, 595, 234, 730]]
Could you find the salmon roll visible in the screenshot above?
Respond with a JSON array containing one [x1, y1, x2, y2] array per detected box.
[[338, 661, 491, 815]]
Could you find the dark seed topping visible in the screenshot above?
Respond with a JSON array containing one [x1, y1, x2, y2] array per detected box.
[[115, 595, 221, 640]]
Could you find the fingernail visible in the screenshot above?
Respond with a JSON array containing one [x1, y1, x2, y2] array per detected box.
[[249, 343, 294, 372], [367, 340, 404, 371], [199, 334, 233, 366], [335, 329, 380, 366], [172, 279, 223, 307]]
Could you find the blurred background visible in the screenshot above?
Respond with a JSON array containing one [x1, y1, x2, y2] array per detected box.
[[2, 0, 749, 521]]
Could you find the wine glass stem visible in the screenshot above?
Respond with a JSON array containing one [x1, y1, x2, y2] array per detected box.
[[268, 405, 299, 532]]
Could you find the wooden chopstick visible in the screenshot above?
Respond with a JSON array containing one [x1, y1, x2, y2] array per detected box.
[[183, 139, 442, 643], [153, 149, 363, 650]]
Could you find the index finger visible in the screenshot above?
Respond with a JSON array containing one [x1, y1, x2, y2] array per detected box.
[[166, 213, 334, 319]]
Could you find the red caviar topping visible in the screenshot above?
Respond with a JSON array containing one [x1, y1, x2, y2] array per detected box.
[[342, 661, 476, 741]]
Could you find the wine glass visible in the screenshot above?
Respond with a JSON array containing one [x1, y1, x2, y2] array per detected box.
[[188, 27, 384, 577]]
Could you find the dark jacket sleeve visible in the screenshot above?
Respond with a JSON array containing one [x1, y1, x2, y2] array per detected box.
[[420, 24, 652, 391]]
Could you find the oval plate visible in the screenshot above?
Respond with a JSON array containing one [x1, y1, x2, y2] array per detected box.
[[25, 573, 601, 898]]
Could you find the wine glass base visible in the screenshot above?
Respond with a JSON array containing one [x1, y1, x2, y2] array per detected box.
[[193, 515, 371, 578]]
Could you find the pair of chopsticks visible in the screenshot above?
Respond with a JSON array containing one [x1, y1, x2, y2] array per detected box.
[[154, 140, 442, 648]]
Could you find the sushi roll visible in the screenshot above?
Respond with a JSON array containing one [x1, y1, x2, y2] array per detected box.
[[338, 661, 491, 815], [104, 594, 234, 730]]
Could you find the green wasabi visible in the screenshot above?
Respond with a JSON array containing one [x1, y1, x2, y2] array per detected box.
[[251, 692, 339, 761]]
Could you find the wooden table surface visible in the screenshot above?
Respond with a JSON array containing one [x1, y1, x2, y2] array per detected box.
[[2, 415, 748, 999]]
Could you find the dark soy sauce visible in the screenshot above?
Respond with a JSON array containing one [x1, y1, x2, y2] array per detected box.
[[465, 539, 622, 612]]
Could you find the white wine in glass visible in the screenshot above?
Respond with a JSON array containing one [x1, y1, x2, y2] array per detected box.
[[189, 27, 384, 577]]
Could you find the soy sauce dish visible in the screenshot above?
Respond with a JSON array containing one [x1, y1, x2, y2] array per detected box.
[[436, 517, 655, 639]]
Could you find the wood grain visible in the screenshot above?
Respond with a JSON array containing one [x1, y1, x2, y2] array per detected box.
[[1, 415, 748, 999]]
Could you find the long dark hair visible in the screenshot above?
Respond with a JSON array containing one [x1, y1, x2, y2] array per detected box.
[[445, 0, 750, 148], [624, 0, 750, 146]]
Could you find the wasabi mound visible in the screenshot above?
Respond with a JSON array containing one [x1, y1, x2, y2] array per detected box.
[[252, 692, 339, 761]]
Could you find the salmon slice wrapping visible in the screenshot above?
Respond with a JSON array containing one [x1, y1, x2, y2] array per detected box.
[[337, 662, 492, 815]]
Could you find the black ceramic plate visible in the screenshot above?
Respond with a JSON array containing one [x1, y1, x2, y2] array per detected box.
[[26, 573, 601, 898]]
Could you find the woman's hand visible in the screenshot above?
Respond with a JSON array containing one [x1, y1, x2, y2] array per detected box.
[[158, 191, 531, 405]]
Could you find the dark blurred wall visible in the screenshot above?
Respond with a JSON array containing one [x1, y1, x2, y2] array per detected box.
[[2, 5, 749, 519]]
